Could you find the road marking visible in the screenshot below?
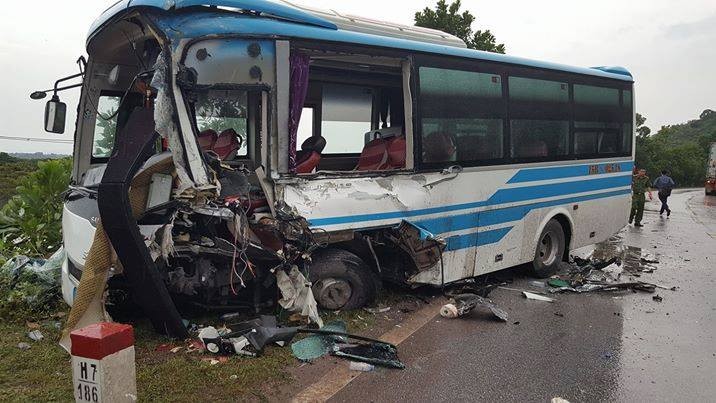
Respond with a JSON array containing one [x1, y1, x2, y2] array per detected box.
[[291, 297, 445, 403]]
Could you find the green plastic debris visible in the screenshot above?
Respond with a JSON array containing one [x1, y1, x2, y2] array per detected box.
[[548, 279, 570, 288], [290, 320, 346, 362]]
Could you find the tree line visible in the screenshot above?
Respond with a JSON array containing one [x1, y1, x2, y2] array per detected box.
[[635, 110, 716, 186]]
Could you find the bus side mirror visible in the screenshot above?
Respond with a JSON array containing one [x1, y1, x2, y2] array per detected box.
[[44, 95, 67, 134]]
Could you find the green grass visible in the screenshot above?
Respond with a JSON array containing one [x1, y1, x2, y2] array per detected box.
[[0, 316, 296, 402]]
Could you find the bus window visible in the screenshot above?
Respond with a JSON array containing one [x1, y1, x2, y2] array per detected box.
[[574, 85, 619, 106], [193, 90, 249, 159], [509, 77, 568, 103], [511, 120, 569, 158], [91, 95, 121, 159], [622, 90, 633, 109], [296, 107, 315, 146], [418, 67, 504, 165], [321, 84, 372, 154], [574, 121, 621, 155]]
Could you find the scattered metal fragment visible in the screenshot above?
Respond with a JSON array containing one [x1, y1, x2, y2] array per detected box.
[[440, 294, 508, 321], [522, 291, 555, 302], [332, 342, 405, 369], [653, 295, 663, 302]]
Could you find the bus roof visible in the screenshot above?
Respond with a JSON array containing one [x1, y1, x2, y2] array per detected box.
[[90, 0, 633, 82]]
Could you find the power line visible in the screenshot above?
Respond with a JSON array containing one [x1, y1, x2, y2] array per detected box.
[[0, 135, 73, 144]]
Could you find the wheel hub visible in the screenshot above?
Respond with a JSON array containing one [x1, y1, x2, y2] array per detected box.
[[314, 278, 352, 310], [538, 231, 559, 266]]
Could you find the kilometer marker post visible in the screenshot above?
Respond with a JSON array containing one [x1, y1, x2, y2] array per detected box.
[[70, 323, 137, 402]]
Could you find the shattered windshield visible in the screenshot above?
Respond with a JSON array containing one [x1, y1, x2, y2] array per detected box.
[[191, 90, 249, 158]]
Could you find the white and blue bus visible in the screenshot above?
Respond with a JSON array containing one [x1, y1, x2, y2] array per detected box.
[[43, 0, 633, 333]]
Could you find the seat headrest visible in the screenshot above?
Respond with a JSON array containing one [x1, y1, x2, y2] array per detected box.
[[301, 136, 326, 153]]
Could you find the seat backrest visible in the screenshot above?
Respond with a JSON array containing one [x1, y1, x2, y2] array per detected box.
[[517, 140, 548, 158], [295, 136, 326, 174], [197, 129, 217, 152], [423, 132, 456, 163], [213, 128, 241, 160], [384, 135, 406, 169], [357, 138, 389, 171]]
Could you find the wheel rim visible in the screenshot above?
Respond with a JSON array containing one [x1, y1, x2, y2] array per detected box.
[[538, 230, 560, 267], [314, 278, 352, 310]]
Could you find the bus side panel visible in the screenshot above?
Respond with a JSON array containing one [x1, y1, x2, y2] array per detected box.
[[569, 193, 631, 251]]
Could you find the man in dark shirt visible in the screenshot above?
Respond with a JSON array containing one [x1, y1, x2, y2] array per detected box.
[[653, 170, 676, 217]]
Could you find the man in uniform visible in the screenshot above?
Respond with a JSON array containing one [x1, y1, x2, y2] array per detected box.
[[629, 169, 652, 227]]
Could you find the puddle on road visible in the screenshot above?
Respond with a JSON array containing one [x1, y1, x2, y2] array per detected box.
[[573, 232, 659, 275]]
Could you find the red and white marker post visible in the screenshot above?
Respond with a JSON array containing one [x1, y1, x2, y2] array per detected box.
[[70, 323, 137, 402]]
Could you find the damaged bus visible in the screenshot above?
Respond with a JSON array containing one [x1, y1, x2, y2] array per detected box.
[[35, 0, 635, 338]]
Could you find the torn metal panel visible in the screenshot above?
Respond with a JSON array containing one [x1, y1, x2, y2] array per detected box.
[[385, 221, 444, 272], [151, 52, 195, 194], [170, 39, 214, 189]]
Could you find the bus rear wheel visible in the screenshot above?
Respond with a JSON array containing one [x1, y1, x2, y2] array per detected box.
[[530, 219, 565, 278], [308, 249, 377, 311]]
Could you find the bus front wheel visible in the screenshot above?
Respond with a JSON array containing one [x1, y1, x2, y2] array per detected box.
[[308, 249, 377, 311], [530, 219, 565, 278]]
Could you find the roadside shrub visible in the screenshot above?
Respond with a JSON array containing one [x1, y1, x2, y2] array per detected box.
[[0, 158, 71, 259]]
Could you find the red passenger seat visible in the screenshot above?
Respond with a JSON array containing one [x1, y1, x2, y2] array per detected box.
[[296, 136, 326, 174], [213, 129, 242, 160], [198, 129, 217, 152], [357, 138, 389, 171], [385, 136, 406, 169]]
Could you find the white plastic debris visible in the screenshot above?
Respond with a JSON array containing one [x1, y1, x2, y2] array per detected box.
[[17, 342, 31, 350], [27, 330, 44, 341], [522, 291, 555, 302], [198, 326, 221, 353], [349, 362, 375, 372], [276, 265, 324, 328], [440, 303, 459, 319]]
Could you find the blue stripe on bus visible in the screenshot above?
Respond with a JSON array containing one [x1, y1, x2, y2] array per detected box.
[[308, 175, 631, 227], [488, 175, 631, 205], [417, 188, 631, 235], [507, 161, 634, 184], [444, 227, 513, 251]]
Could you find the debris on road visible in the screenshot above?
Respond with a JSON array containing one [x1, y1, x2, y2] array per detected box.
[[440, 294, 508, 321], [364, 306, 391, 314], [653, 295, 663, 302], [546, 255, 665, 295], [522, 291, 555, 302], [27, 330, 44, 341], [349, 361, 375, 372], [291, 321, 346, 362], [333, 342, 405, 369]]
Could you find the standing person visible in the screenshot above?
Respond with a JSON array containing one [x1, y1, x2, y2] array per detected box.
[[629, 169, 652, 227], [653, 170, 676, 216]]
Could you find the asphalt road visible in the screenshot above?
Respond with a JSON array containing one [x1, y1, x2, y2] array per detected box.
[[329, 190, 716, 402]]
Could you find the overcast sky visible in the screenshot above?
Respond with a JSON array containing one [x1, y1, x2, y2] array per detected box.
[[1, 0, 714, 154]]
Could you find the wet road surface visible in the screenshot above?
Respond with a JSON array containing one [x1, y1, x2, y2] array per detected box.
[[329, 190, 716, 402]]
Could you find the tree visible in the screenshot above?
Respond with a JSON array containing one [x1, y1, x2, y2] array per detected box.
[[415, 0, 506, 53], [700, 109, 715, 120], [0, 159, 71, 258], [636, 113, 651, 139]]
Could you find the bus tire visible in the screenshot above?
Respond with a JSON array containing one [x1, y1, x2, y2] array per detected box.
[[308, 249, 377, 311], [530, 219, 566, 278]]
